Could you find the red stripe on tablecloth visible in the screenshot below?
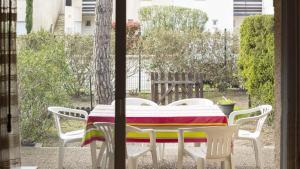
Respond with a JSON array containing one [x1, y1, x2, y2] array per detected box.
[[87, 116, 227, 124], [81, 137, 104, 146]]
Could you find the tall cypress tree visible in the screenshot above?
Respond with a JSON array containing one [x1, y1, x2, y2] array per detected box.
[[25, 0, 33, 34]]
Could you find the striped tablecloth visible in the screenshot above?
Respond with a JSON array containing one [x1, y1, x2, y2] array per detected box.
[[82, 105, 227, 146]]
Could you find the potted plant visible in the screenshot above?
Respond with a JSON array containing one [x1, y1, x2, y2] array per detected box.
[[217, 96, 236, 116]]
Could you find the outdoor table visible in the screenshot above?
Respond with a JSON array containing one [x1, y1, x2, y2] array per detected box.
[[82, 104, 227, 168]]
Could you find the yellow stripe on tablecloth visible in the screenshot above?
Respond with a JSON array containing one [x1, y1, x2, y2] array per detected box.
[[83, 129, 103, 141], [83, 129, 207, 140]]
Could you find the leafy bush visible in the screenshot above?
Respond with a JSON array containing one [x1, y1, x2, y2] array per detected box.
[[138, 6, 239, 91], [238, 15, 274, 120], [141, 29, 239, 91], [18, 31, 71, 141], [64, 35, 93, 97], [139, 6, 208, 33]]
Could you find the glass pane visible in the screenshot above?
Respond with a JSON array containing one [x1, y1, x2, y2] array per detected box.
[[18, 0, 118, 168]]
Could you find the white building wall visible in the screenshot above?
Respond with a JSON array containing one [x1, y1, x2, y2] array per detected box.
[[127, 0, 140, 21], [32, 0, 63, 32], [262, 0, 274, 15], [17, 0, 26, 35], [82, 15, 95, 35], [65, 0, 82, 34], [111, 0, 140, 21]]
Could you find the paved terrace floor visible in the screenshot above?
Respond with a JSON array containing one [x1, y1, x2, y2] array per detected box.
[[21, 140, 275, 169]]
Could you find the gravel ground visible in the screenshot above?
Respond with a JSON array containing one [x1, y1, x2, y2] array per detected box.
[[21, 140, 274, 169]]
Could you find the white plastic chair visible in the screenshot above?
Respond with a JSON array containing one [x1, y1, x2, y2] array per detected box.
[[177, 125, 238, 169], [228, 105, 272, 169], [167, 98, 214, 106], [48, 107, 88, 169], [166, 98, 214, 159], [111, 97, 159, 106], [111, 97, 163, 161], [94, 122, 158, 169]]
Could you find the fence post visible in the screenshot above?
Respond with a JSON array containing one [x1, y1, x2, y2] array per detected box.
[[154, 72, 159, 103], [160, 72, 166, 105], [168, 73, 173, 104], [188, 72, 193, 98], [175, 72, 179, 101], [199, 74, 204, 98], [195, 73, 200, 98], [151, 72, 155, 101], [181, 73, 186, 99]]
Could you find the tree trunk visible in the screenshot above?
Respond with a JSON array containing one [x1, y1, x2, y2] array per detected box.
[[93, 0, 114, 104]]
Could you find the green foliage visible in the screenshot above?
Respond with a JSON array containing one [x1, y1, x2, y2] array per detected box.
[[111, 21, 141, 55], [139, 6, 208, 33], [238, 15, 274, 107], [18, 31, 71, 141], [238, 15, 274, 123], [64, 35, 93, 97], [25, 0, 33, 34], [141, 29, 240, 91], [138, 6, 239, 91]]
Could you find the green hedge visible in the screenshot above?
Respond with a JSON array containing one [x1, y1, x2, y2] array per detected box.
[[238, 15, 274, 117], [18, 31, 71, 141]]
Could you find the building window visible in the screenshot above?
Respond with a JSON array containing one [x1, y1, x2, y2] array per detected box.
[[86, 20, 91, 26], [212, 19, 218, 26], [66, 0, 72, 6]]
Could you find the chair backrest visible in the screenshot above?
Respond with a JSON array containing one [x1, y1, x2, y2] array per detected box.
[[228, 105, 272, 135], [167, 98, 214, 106], [48, 107, 88, 137], [94, 122, 115, 154], [93, 122, 155, 163], [179, 125, 238, 159], [111, 97, 158, 106], [203, 125, 238, 159]]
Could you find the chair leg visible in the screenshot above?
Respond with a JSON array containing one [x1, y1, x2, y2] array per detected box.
[[221, 161, 225, 169], [196, 158, 205, 169], [177, 147, 184, 169], [223, 157, 232, 169], [97, 143, 107, 168], [90, 142, 97, 169], [253, 139, 263, 169], [230, 154, 235, 169], [151, 147, 159, 169], [127, 157, 138, 169], [108, 153, 114, 169], [58, 143, 65, 169], [101, 151, 108, 169], [161, 143, 165, 160], [158, 143, 165, 161]]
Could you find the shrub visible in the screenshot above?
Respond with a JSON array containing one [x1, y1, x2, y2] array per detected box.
[[18, 31, 71, 141], [138, 6, 239, 91], [141, 29, 239, 91], [139, 6, 208, 33], [238, 15, 274, 120], [64, 35, 93, 97]]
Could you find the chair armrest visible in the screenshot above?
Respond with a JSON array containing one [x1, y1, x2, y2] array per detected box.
[[228, 107, 261, 125], [235, 113, 268, 125]]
